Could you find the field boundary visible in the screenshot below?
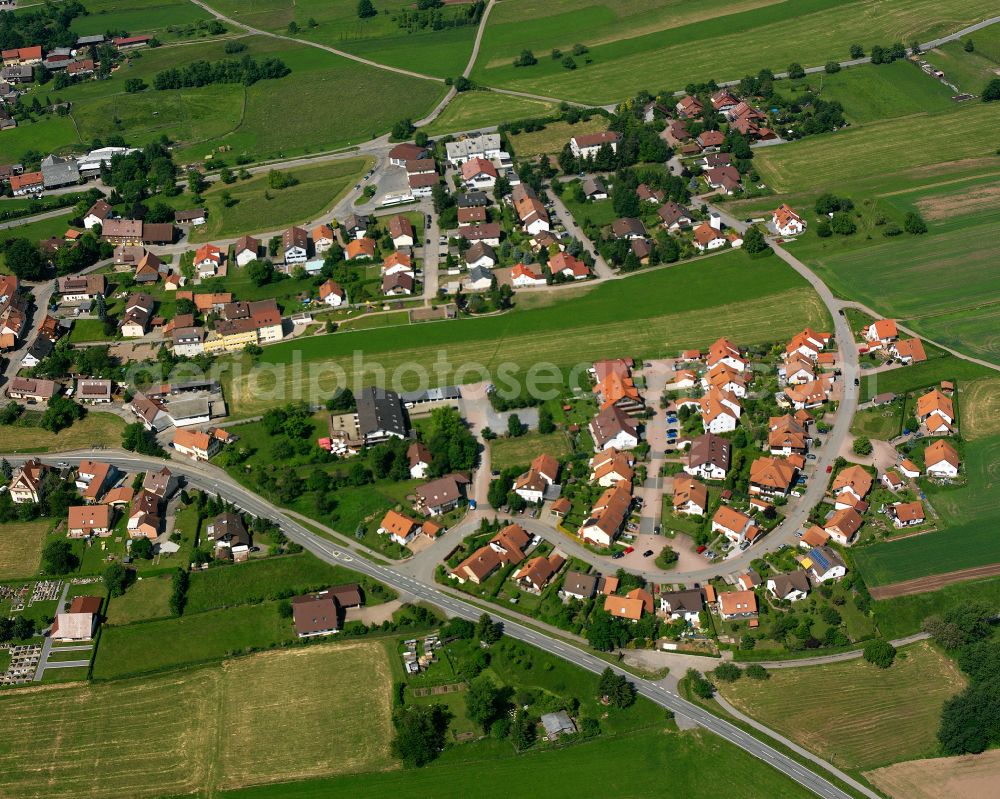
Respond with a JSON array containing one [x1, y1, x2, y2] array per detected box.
[[870, 562, 1000, 599]]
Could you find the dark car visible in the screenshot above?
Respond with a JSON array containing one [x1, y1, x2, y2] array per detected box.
[[643, 549, 654, 557], [854, 378, 860, 386], [611, 551, 625, 559]]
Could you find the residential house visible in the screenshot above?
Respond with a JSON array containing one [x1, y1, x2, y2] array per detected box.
[[719, 590, 758, 620], [832, 465, 873, 509], [57, 273, 105, 303], [172, 428, 221, 461], [416, 473, 469, 515], [749, 456, 797, 497], [381, 250, 413, 277], [604, 593, 645, 622], [450, 523, 528, 584], [291, 591, 340, 638], [100, 218, 144, 245], [699, 388, 741, 434], [174, 208, 206, 226], [824, 507, 863, 546], [589, 405, 640, 451], [692, 222, 726, 251], [20, 336, 52, 369], [311, 224, 335, 254], [881, 470, 905, 492], [465, 265, 494, 291], [513, 453, 560, 504], [675, 95, 703, 118], [83, 199, 115, 230], [387, 215, 414, 248], [672, 475, 708, 517], [768, 414, 809, 457], [550, 251, 589, 280], [194, 243, 224, 277], [10, 171, 44, 195], [345, 237, 377, 261], [319, 279, 346, 307], [636, 183, 664, 204], [127, 489, 161, 540], [562, 571, 598, 601], [457, 206, 487, 225], [705, 166, 742, 194], [657, 200, 692, 231], [9, 459, 48, 504], [378, 510, 422, 547], [697, 129, 725, 151], [172, 326, 204, 357], [143, 466, 179, 498], [511, 263, 546, 288], [703, 362, 747, 398], [464, 241, 497, 269], [205, 512, 251, 562], [127, 393, 170, 432], [801, 546, 847, 583], [611, 217, 646, 240], [916, 389, 955, 434], [712, 505, 760, 547], [924, 439, 960, 479], [900, 459, 921, 479], [67, 504, 112, 537], [591, 359, 643, 415], [461, 157, 497, 189], [891, 338, 927, 364], [119, 292, 154, 337], [76, 379, 113, 404], [767, 570, 810, 602], [343, 213, 370, 240], [382, 272, 414, 296], [862, 319, 898, 348], [581, 176, 607, 200], [589, 448, 635, 487], [234, 235, 260, 267], [512, 184, 549, 236], [579, 483, 631, 546], [570, 131, 619, 158], [458, 222, 501, 247], [283, 226, 308, 264], [7, 376, 57, 403], [0, 65, 33, 85], [134, 251, 166, 284], [772, 204, 806, 236], [659, 589, 705, 625], [513, 553, 566, 594], [889, 500, 925, 528], [445, 133, 500, 166], [389, 142, 429, 167]]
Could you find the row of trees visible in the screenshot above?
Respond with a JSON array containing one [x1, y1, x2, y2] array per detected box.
[[152, 56, 290, 90]]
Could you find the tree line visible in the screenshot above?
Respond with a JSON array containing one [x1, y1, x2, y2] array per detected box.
[[152, 55, 290, 90]]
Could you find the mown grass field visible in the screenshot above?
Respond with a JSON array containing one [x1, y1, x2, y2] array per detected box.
[[490, 430, 572, 471], [211, 0, 476, 78], [191, 157, 372, 242], [69, 0, 212, 36], [471, 0, 999, 102], [920, 24, 1000, 94], [509, 117, 610, 158], [0, 642, 394, 799], [184, 554, 389, 614], [219, 727, 816, 799], [420, 91, 558, 137], [105, 574, 173, 625], [0, 412, 125, 453], [718, 642, 966, 770], [754, 100, 999, 195], [0, 35, 444, 165], [225, 255, 829, 416], [0, 520, 51, 579]]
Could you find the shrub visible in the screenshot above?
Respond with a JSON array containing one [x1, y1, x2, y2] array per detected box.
[[713, 662, 742, 682], [863, 638, 897, 669], [745, 664, 770, 680]]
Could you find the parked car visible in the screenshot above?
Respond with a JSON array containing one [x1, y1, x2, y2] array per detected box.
[[623, 546, 635, 555], [643, 549, 654, 558], [854, 378, 860, 386], [806, 454, 817, 460], [612, 551, 625, 559], [826, 465, 833, 473], [696, 545, 706, 553]]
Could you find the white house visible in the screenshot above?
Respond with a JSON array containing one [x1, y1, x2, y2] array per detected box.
[[924, 440, 959, 479], [711, 506, 758, 547], [283, 226, 308, 264], [772, 204, 805, 236], [319, 280, 345, 307], [407, 442, 431, 479], [234, 235, 260, 268], [570, 131, 619, 158], [803, 546, 847, 583], [510, 263, 546, 288], [766, 571, 810, 602]]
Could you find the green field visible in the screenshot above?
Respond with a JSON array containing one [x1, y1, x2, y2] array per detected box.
[[184, 554, 391, 614], [0, 412, 125, 453], [508, 117, 610, 158], [105, 574, 174, 625], [0, 520, 51, 579], [0, 35, 445, 165], [490, 430, 572, 471], [754, 100, 1000, 195], [920, 24, 1000, 94], [69, 0, 212, 36], [225, 254, 829, 415], [0, 642, 395, 798], [221, 727, 815, 799], [784, 60, 957, 124], [873, 575, 1000, 639], [211, 0, 476, 78], [854, 434, 1000, 586], [93, 601, 297, 679], [420, 91, 558, 137], [471, 0, 1000, 102], [718, 642, 965, 770], [191, 157, 372, 242]]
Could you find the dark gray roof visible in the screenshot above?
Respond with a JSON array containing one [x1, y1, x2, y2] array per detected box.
[[770, 569, 811, 598], [208, 512, 250, 547], [40, 154, 80, 188], [562, 571, 597, 598], [26, 336, 53, 361], [688, 433, 731, 470], [660, 588, 704, 614], [357, 386, 408, 438], [456, 191, 489, 208], [400, 386, 461, 404]]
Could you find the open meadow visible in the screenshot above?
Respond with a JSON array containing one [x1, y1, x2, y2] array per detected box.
[[224, 254, 829, 416], [0, 642, 395, 799], [470, 0, 1000, 102], [0, 412, 125, 453], [0, 520, 51, 579], [718, 642, 966, 770], [508, 117, 611, 158], [105, 574, 173, 625], [490, 430, 572, 471], [191, 156, 372, 242], [420, 91, 558, 137]]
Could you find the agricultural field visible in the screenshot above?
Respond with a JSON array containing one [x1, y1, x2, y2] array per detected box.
[[68, 0, 213, 37], [0, 520, 52, 580], [490, 430, 573, 471], [219, 727, 817, 799], [873, 575, 1000, 639], [718, 642, 966, 770], [0, 642, 395, 799], [190, 156, 372, 242], [0, 412, 125, 453], [867, 749, 1000, 799], [0, 35, 444, 165], [753, 100, 999, 196], [420, 91, 558, 137], [211, 0, 477, 78], [470, 0, 1000, 102], [224, 254, 830, 416], [919, 24, 1000, 94]]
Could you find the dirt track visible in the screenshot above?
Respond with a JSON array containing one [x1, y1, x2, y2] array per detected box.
[[870, 562, 1000, 599]]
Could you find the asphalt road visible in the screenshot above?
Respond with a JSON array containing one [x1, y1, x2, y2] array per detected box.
[[7, 448, 864, 799]]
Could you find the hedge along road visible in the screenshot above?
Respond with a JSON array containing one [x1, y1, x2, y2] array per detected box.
[[5, 450, 867, 799]]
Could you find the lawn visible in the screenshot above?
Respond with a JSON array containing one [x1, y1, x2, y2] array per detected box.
[[0, 642, 395, 798], [420, 91, 558, 137], [718, 641, 966, 770], [105, 574, 173, 625], [490, 430, 572, 471], [470, 0, 999, 102], [225, 253, 829, 415], [92, 601, 297, 680], [0, 412, 125, 453], [67, 318, 114, 343], [190, 156, 372, 242], [184, 553, 393, 614], [859, 355, 995, 403], [508, 117, 611, 158], [873, 575, 1000, 639], [754, 101, 1000, 195], [0, 519, 51, 579], [850, 402, 903, 441], [219, 727, 816, 799]]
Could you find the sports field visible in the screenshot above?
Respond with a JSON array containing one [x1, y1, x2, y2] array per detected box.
[[718, 642, 966, 770], [219, 727, 816, 799], [191, 157, 372, 242], [471, 0, 999, 102], [225, 255, 830, 415], [420, 91, 558, 137], [0, 520, 50, 579], [0, 643, 395, 799]]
